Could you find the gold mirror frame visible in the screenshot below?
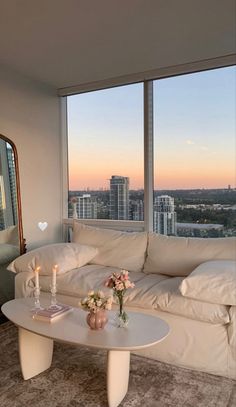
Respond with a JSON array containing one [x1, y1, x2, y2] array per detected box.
[[0, 134, 24, 255]]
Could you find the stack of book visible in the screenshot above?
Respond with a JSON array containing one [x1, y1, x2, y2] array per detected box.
[[32, 304, 73, 323]]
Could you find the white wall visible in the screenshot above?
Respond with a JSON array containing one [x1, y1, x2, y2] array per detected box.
[[0, 66, 63, 249]]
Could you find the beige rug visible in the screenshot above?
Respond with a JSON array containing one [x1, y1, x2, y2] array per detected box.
[[0, 322, 235, 407]]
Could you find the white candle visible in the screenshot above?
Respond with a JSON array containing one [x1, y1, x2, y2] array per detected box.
[[52, 264, 58, 287], [35, 266, 40, 289]]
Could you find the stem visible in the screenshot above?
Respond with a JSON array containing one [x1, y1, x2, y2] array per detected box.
[[119, 294, 123, 315]]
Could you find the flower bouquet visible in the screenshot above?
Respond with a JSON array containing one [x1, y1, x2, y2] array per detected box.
[[105, 270, 135, 327], [80, 290, 113, 330]]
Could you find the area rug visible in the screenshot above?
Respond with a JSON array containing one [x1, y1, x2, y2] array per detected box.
[[0, 322, 235, 407]]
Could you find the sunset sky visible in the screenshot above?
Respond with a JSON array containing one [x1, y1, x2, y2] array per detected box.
[[68, 66, 235, 190]]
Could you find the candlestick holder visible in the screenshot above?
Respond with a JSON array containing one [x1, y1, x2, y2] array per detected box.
[[49, 284, 62, 311], [31, 287, 44, 312]]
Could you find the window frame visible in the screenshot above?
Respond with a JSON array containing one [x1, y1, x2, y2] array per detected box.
[[62, 55, 236, 231]]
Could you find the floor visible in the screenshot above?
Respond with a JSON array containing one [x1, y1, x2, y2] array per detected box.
[[0, 322, 235, 407]]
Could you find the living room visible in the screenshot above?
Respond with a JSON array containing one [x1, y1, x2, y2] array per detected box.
[[0, 1, 236, 406]]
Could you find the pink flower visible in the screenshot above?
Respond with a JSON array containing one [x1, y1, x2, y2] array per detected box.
[[104, 270, 135, 296]]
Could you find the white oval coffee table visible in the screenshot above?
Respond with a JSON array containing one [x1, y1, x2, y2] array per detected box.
[[2, 298, 169, 407]]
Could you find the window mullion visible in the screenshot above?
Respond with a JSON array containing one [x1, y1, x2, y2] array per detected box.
[[144, 81, 154, 232]]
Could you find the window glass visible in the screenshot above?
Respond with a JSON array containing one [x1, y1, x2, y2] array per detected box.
[[67, 84, 144, 221], [154, 66, 236, 237]]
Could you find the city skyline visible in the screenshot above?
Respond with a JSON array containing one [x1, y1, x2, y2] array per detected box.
[[68, 66, 235, 191], [69, 186, 235, 238]]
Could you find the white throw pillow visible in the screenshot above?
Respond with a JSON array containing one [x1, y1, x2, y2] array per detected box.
[[154, 276, 229, 324], [180, 260, 236, 305], [72, 222, 147, 272], [144, 233, 236, 276], [7, 243, 98, 275]]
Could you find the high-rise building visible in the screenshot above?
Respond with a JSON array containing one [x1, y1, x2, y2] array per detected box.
[[109, 175, 129, 220], [130, 199, 144, 221], [76, 194, 97, 219], [154, 195, 177, 235]]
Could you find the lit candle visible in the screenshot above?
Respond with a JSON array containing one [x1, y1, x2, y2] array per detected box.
[[35, 266, 40, 289], [52, 264, 58, 287]]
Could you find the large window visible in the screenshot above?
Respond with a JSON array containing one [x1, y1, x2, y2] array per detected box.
[[67, 84, 144, 222], [67, 65, 236, 237], [153, 66, 236, 237]]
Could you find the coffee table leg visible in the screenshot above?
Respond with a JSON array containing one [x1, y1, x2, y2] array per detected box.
[[107, 350, 130, 407], [18, 327, 54, 380]]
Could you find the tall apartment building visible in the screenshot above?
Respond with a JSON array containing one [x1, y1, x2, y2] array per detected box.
[[154, 195, 177, 235], [76, 194, 97, 219], [109, 175, 129, 220], [130, 199, 144, 221]]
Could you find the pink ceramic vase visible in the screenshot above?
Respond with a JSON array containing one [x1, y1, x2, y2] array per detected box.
[[86, 310, 108, 330]]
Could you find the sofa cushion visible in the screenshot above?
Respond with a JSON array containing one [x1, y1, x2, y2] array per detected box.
[[38, 264, 229, 324], [0, 225, 18, 246], [144, 233, 236, 276], [40, 264, 170, 309], [153, 277, 229, 324], [0, 244, 20, 265], [123, 273, 171, 309], [72, 222, 147, 272], [180, 260, 236, 306], [8, 243, 97, 275], [39, 264, 139, 298]]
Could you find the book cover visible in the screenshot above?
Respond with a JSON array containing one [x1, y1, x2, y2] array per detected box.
[[32, 304, 73, 322]]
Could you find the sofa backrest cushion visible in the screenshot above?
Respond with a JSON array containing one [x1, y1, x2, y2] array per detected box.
[[0, 225, 19, 246], [72, 222, 148, 272], [143, 233, 236, 276]]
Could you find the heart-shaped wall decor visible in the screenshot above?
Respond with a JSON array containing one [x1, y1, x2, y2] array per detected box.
[[38, 222, 48, 232]]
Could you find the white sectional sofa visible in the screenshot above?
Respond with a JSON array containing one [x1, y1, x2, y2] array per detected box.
[[11, 222, 236, 379]]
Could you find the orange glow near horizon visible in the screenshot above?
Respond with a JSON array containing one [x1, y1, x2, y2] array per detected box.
[[69, 166, 235, 191], [69, 149, 235, 190], [68, 66, 236, 192]]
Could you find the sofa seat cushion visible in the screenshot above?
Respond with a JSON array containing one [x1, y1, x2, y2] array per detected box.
[[123, 273, 171, 309], [39, 264, 118, 298], [153, 277, 229, 324], [72, 222, 147, 272], [144, 233, 236, 276], [39, 264, 229, 324], [39, 264, 170, 309]]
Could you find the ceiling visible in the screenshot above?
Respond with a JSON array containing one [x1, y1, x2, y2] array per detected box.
[[0, 0, 235, 90]]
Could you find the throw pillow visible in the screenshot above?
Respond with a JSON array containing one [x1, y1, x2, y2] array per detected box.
[[179, 260, 236, 305], [7, 242, 98, 275]]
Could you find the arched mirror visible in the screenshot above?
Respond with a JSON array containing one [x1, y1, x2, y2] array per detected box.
[[0, 134, 24, 308]]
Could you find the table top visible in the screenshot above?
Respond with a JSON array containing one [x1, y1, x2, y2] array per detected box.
[[2, 298, 169, 351]]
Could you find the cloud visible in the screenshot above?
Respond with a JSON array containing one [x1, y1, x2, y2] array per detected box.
[[200, 146, 208, 151], [186, 139, 195, 145]]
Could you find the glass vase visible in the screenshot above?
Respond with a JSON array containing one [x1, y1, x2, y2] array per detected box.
[[115, 293, 129, 328]]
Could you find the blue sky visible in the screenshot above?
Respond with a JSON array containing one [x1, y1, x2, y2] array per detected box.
[[68, 66, 235, 190]]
